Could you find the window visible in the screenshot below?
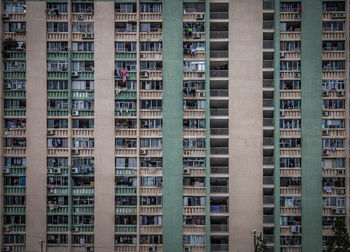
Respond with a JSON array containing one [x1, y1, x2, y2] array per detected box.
[[47, 157, 68, 167], [140, 177, 162, 187], [140, 100, 162, 109], [72, 3, 94, 13], [4, 215, 25, 225], [183, 3, 205, 13], [72, 80, 94, 90], [183, 235, 205, 245], [72, 100, 94, 110], [183, 100, 205, 109], [140, 42, 162, 52], [4, 22, 26, 32], [4, 196, 25, 205], [322, 119, 344, 129], [280, 236, 301, 246], [280, 119, 301, 129], [4, 80, 25, 90], [322, 99, 344, 109], [140, 81, 162, 90], [72, 42, 94, 51], [140, 119, 162, 129], [47, 215, 68, 225], [72, 234, 94, 244], [4, 234, 25, 244], [47, 80, 68, 90], [4, 61, 26, 71], [183, 138, 205, 148], [115, 235, 137, 244], [280, 2, 301, 12], [140, 22, 162, 32], [116, 138, 137, 148], [322, 158, 345, 169], [4, 119, 26, 129], [116, 42, 136, 52], [280, 41, 300, 52], [280, 61, 300, 71], [184, 196, 205, 206], [47, 22, 68, 32], [280, 138, 301, 148], [116, 80, 136, 90], [322, 138, 345, 149], [4, 99, 26, 109], [47, 99, 68, 110], [280, 196, 301, 207], [4, 2, 26, 13], [322, 2, 345, 11], [72, 157, 94, 168], [184, 80, 205, 90], [183, 22, 204, 32], [280, 100, 301, 110], [183, 158, 205, 167], [5, 176, 26, 186], [140, 196, 162, 205], [183, 177, 205, 186], [140, 3, 162, 13], [72, 61, 94, 72], [115, 177, 137, 187], [140, 157, 162, 168], [140, 216, 162, 225], [72, 119, 94, 129], [47, 234, 68, 244], [280, 158, 301, 168], [72, 196, 94, 205], [47, 61, 68, 71], [73, 215, 93, 225], [322, 80, 344, 90], [72, 138, 94, 148], [115, 22, 136, 32], [116, 61, 137, 71], [323, 41, 344, 51], [184, 61, 205, 71], [323, 22, 345, 31], [280, 80, 301, 90], [47, 3, 68, 13], [115, 196, 137, 206], [47, 42, 68, 52], [116, 157, 137, 169], [322, 61, 345, 70], [47, 119, 68, 128], [115, 3, 136, 13], [140, 235, 162, 244], [47, 138, 68, 148], [140, 61, 162, 71], [323, 197, 345, 207], [280, 22, 300, 32], [72, 22, 94, 33], [183, 216, 205, 225], [4, 138, 26, 147], [140, 138, 162, 148], [115, 100, 136, 110]]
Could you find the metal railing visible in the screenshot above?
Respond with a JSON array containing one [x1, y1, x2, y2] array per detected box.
[[263, 79, 274, 88], [263, 40, 274, 49], [263, 137, 274, 146], [210, 89, 228, 97], [263, 215, 274, 224], [211, 224, 229, 232], [263, 118, 273, 127], [210, 31, 229, 39], [210, 51, 229, 58], [210, 70, 228, 77], [210, 186, 229, 193], [210, 12, 228, 19], [210, 205, 228, 213], [263, 157, 274, 165], [263, 99, 274, 107], [210, 147, 229, 155], [210, 128, 229, 135], [210, 109, 228, 116], [210, 167, 229, 174], [263, 196, 274, 204], [263, 176, 274, 185]]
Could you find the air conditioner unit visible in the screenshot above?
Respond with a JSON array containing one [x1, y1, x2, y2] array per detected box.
[[322, 149, 329, 156], [196, 13, 204, 20], [3, 247, 11, 252], [72, 168, 79, 174], [323, 111, 329, 117], [53, 168, 61, 174], [280, 110, 285, 117], [72, 111, 79, 116], [337, 91, 345, 97], [193, 33, 201, 39], [72, 149, 80, 155], [47, 130, 55, 136], [3, 168, 11, 174], [280, 52, 285, 58], [47, 169, 53, 174], [2, 14, 10, 19], [294, 72, 300, 78], [144, 157, 151, 161], [47, 235, 55, 241], [2, 226, 10, 232], [322, 91, 330, 97], [337, 169, 345, 175], [140, 71, 149, 78], [337, 189, 345, 195], [184, 247, 192, 252], [72, 227, 79, 232], [72, 71, 79, 77], [77, 14, 85, 20], [183, 168, 190, 175], [322, 129, 329, 136], [280, 72, 284, 78], [140, 149, 148, 155]]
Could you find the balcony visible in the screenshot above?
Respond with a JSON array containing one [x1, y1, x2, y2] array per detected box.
[[211, 166, 228, 174], [210, 109, 228, 116], [211, 224, 229, 233], [210, 128, 228, 136], [263, 196, 274, 205], [211, 244, 229, 252], [210, 205, 228, 214], [210, 147, 228, 155], [210, 31, 228, 39], [263, 176, 274, 185]]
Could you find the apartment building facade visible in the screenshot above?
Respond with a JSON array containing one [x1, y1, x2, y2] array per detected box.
[[0, 0, 348, 252]]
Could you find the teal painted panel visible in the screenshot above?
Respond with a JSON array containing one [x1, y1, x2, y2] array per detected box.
[[273, 0, 281, 251], [301, 0, 323, 251], [162, 0, 183, 251]]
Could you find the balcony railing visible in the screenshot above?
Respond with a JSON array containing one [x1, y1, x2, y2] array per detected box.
[[263, 176, 274, 185], [263, 118, 273, 127], [210, 12, 228, 19], [210, 147, 228, 155], [210, 205, 228, 213], [210, 51, 228, 58], [211, 224, 229, 232], [210, 70, 228, 77], [263, 60, 274, 68], [263, 0, 274, 10], [211, 244, 229, 252], [210, 89, 228, 97], [263, 40, 274, 49], [210, 31, 228, 39], [263, 137, 274, 146], [263, 99, 274, 107], [263, 79, 274, 88], [210, 109, 228, 116], [263, 215, 274, 224], [263, 196, 274, 204], [263, 157, 274, 165], [210, 128, 228, 135], [210, 186, 228, 193], [263, 21, 274, 29], [210, 166, 229, 174]]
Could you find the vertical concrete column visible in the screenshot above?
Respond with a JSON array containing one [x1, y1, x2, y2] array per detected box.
[[228, 0, 263, 251], [94, 2, 115, 252], [162, 0, 184, 251], [300, 0, 323, 250], [25, 2, 47, 252]]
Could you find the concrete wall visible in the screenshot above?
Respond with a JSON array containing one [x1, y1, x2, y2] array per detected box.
[[25, 2, 47, 251], [93, 2, 115, 252], [228, 0, 263, 251]]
